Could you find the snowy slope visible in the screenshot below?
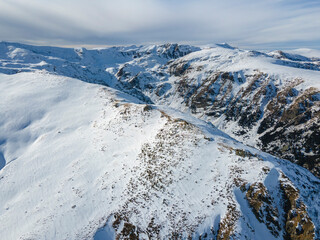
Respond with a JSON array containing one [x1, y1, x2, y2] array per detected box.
[[285, 48, 320, 60], [0, 42, 320, 239], [102, 43, 320, 177], [0, 72, 319, 239]]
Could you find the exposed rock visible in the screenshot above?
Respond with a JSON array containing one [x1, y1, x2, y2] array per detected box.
[[280, 175, 315, 240], [245, 182, 280, 237]]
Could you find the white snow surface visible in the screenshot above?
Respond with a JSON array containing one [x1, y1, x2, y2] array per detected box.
[[286, 48, 320, 59]]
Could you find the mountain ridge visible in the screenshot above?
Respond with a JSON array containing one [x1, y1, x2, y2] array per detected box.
[[0, 42, 319, 239], [1, 41, 319, 176]]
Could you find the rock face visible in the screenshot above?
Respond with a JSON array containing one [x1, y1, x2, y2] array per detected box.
[[0, 42, 320, 239], [245, 182, 281, 237], [164, 66, 320, 177], [280, 176, 315, 240]]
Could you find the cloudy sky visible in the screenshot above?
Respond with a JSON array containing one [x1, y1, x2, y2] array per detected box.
[[0, 0, 319, 49]]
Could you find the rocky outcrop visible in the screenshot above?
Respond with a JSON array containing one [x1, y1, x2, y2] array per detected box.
[[166, 58, 320, 177], [244, 182, 281, 237], [163, 47, 320, 178], [280, 175, 315, 240]]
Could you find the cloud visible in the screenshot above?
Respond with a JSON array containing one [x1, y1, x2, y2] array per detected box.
[[0, 0, 319, 49]]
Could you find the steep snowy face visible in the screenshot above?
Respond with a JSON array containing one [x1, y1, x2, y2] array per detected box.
[[0, 72, 319, 240]]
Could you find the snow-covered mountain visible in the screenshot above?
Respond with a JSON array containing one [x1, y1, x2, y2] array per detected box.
[[0, 42, 319, 239], [1, 41, 319, 177]]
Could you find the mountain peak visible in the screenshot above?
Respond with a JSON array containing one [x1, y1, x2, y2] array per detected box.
[[216, 43, 237, 49]]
